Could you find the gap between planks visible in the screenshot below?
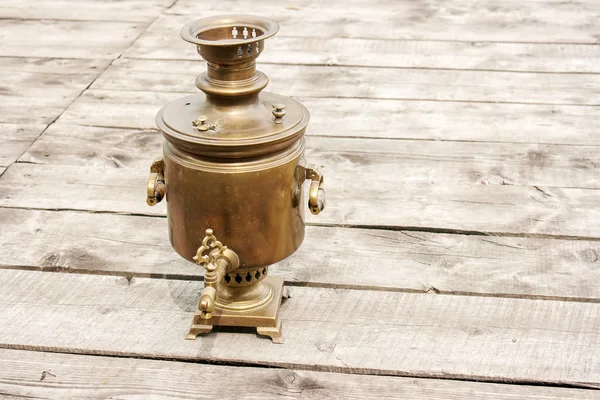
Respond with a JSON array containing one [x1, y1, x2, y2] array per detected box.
[[3, 263, 600, 305], [5, 205, 600, 242], [3, 207, 600, 303], [1, 349, 599, 398], [122, 14, 600, 74], [5, 131, 600, 239], [1, 269, 599, 387], [55, 90, 600, 146], [19, 124, 600, 190], [89, 58, 600, 107], [3, 40, 600, 75], [0, 203, 546, 239], [127, 58, 600, 75], [6, 203, 600, 242]]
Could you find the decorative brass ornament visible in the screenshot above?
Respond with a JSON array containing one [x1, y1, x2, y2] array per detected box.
[[146, 15, 326, 343]]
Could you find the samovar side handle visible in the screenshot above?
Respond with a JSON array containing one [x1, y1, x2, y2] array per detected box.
[[304, 165, 326, 215], [146, 158, 166, 206]]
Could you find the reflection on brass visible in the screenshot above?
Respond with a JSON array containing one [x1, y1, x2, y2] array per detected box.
[[146, 158, 165, 206], [305, 164, 326, 215], [272, 104, 286, 124], [146, 15, 326, 343]]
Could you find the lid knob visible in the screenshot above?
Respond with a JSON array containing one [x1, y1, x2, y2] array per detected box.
[[192, 115, 211, 131], [272, 104, 286, 124]]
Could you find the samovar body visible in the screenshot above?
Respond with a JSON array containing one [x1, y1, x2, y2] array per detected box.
[[146, 15, 325, 343]]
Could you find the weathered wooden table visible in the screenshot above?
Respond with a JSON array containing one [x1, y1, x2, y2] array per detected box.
[[1, 0, 600, 398]]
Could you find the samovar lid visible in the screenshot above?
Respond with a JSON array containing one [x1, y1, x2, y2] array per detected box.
[[156, 15, 310, 158]]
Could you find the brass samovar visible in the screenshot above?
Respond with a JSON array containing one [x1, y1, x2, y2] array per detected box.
[[146, 15, 325, 343]]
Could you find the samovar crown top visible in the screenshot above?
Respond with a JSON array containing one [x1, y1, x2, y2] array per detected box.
[[155, 15, 310, 159], [180, 15, 279, 49], [180, 15, 280, 97]]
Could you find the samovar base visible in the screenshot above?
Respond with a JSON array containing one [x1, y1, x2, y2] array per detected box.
[[186, 276, 289, 343]]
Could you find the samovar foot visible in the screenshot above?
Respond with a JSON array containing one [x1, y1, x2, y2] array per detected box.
[[185, 275, 286, 343], [257, 320, 283, 344], [185, 324, 213, 340]]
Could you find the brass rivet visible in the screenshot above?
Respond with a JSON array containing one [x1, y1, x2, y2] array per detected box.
[[192, 115, 210, 131]]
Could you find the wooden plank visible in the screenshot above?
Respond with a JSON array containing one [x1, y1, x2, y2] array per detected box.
[[7, 349, 600, 400], [2, 161, 600, 238], [0, 0, 174, 22], [1, 269, 599, 386], [5, 123, 600, 238], [2, 208, 600, 301], [58, 90, 181, 130], [0, 19, 147, 59], [2, 349, 596, 400], [91, 58, 600, 106], [20, 124, 600, 189], [167, 0, 600, 44], [123, 15, 600, 73], [0, 58, 110, 124], [57, 89, 600, 145], [0, 124, 45, 167]]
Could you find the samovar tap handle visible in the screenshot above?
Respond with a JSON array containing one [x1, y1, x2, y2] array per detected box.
[[193, 229, 240, 319]]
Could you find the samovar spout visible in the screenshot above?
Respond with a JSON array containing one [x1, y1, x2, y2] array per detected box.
[[193, 229, 240, 320], [197, 284, 216, 319]]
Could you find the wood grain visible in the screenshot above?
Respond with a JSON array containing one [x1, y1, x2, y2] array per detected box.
[[2, 349, 596, 400], [124, 15, 600, 73], [167, 0, 600, 44], [0, 124, 45, 167], [91, 58, 600, 106], [1, 269, 599, 386], [0, 19, 146, 59], [2, 208, 600, 301], [0, 0, 174, 22], [57, 89, 600, 145], [0, 57, 110, 124], [20, 124, 600, 190]]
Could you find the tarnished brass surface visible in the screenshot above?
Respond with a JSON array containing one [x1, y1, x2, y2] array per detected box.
[[146, 15, 326, 342], [163, 140, 306, 267]]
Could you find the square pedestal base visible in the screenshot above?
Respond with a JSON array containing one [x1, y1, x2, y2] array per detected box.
[[186, 276, 288, 343]]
